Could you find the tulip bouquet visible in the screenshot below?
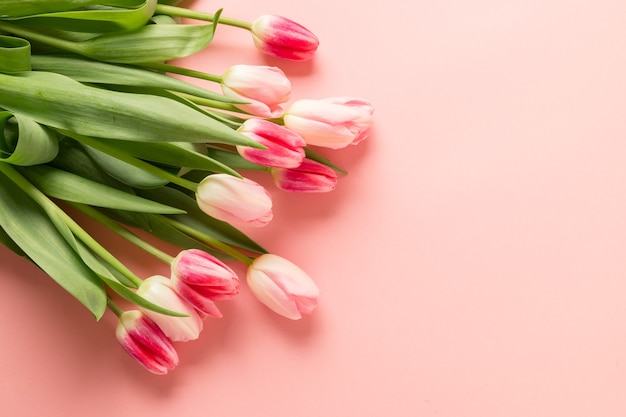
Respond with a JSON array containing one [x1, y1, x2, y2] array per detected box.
[[0, 0, 373, 374]]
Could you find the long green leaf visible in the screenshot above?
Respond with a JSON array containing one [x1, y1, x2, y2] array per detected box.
[[77, 10, 221, 63], [82, 145, 171, 189], [0, 71, 258, 146], [96, 139, 240, 176], [22, 165, 185, 213], [4, 0, 156, 33], [0, 169, 106, 319], [30, 54, 239, 103], [0, 1, 139, 17]]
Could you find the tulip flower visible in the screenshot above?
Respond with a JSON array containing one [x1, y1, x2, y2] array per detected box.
[[171, 249, 240, 316], [196, 173, 273, 227], [271, 158, 337, 193], [247, 254, 319, 320], [283, 97, 374, 149], [221, 65, 291, 118], [115, 310, 179, 375], [137, 275, 204, 342], [236, 119, 306, 168], [250, 15, 319, 61]]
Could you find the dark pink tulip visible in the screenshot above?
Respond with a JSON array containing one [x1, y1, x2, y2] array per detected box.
[[250, 15, 319, 61], [236, 119, 306, 168], [115, 310, 179, 375], [171, 249, 240, 317], [272, 159, 338, 193]]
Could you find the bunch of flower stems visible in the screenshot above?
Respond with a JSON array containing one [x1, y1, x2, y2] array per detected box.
[[0, 0, 373, 374]]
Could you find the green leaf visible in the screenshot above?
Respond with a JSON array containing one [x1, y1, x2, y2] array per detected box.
[[0, 111, 59, 165], [30, 54, 239, 103], [0, 71, 258, 146], [4, 0, 157, 33], [0, 1, 139, 17], [51, 138, 137, 193], [22, 165, 185, 213], [0, 35, 31, 72], [82, 145, 170, 189], [78, 10, 222, 63], [0, 169, 106, 319], [0, 225, 27, 257], [96, 139, 241, 176]]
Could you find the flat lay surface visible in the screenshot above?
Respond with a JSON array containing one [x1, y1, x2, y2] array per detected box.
[[2, 0, 626, 416]]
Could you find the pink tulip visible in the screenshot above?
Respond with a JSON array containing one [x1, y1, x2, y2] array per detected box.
[[250, 15, 319, 61], [137, 275, 204, 342], [115, 310, 179, 375], [283, 97, 374, 149], [236, 119, 306, 168], [171, 249, 240, 316], [196, 173, 273, 227], [247, 254, 319, 320], [221, 65, 291, 118], [271, 159, 337, 193]]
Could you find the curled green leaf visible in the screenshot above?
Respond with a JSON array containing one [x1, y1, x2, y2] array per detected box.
[[0, 35, 31, 72], [0, 111, 59, 165]]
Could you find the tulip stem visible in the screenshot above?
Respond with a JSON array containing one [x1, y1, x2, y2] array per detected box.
[[69, 203, 175, 265], [175, 92, 248, 114], [154, 5, 252, 30], [107, 298, 124, 318], [140, 62, 222, 83], [160, 216, 253, 265], [0, 163, 144, 288]]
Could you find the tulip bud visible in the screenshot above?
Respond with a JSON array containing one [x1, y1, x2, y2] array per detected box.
[[236, 119, 306, 168], [271, 158, 337, 193], [137, 275, 204, 342], [221, 65, 291, 118], [196, 173, 273, 227], [247, 254, 319, 320], [283, 97, 374, 149], [171, 249, 240, 316], [250, 15, 319, 61], [115, 310, 179, 375]]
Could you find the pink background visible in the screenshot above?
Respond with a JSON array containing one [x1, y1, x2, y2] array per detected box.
[[2, 0, 626, 415]]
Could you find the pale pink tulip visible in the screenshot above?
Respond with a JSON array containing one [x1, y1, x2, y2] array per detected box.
[[196, 173, 273, 227], [171, 249, 240, 317], [247, 254, 319, 320], [250, 15, 319, 61], [283, 97, 374, 149], [115, 310, 179, 375], [137, 275, 203, 342], [271, 159, 337, 193], [221, 65, 291, 118], [236, 119, 305, 168]]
